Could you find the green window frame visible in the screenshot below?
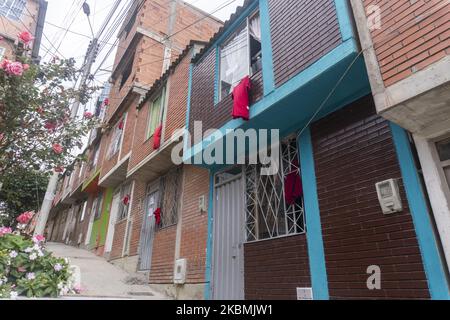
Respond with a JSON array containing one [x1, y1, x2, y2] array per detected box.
[[146, 86, 166, 140]]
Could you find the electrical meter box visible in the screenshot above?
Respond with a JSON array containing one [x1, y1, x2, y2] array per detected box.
[[375, 179, 403, 215]]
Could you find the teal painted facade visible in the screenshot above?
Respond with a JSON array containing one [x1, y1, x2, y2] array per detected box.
[[390, 123, 450, 300], [184, 0, 449, 300]]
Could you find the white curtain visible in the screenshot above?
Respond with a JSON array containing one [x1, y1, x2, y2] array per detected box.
[[249, 13, 261, 42], [220, 26, 249, 96]]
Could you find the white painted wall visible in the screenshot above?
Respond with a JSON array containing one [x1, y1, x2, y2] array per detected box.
[[414, 134, 450, 274]]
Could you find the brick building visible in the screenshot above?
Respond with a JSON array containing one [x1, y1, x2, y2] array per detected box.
[[46, 0, 222, 299], [350, 0, 450, 282], [183, 0, 449, 300], [46, 0, 450, 300], [0, 0, 47, 61]]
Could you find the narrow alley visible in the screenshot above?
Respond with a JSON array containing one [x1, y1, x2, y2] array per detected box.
[[47, 242, 168, 300]]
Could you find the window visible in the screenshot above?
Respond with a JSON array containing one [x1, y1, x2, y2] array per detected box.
[[436, 138, 450, 190], [118, 183, 133, 221], [144, 167, 182, 231], [0, 0, 26, 21], [94, 193, 104, 220], [146, 87, 165, 139], [123, 8, 138, 39], [80, 201, 88, 222], [0, 47, 5, 60], [219, 11, 261, 101], [89, 143, 100, 169], [108, 117, 125, 159], [245, 137, 305, 242], [120, 55, 134, 89]]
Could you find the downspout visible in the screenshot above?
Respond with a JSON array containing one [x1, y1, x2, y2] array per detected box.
[[32, 0, 48, 63]]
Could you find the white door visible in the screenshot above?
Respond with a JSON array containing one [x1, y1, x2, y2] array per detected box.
[[212, 168, 245, 300], [105, 192, 121, 253], [138, 189, 159, 271]]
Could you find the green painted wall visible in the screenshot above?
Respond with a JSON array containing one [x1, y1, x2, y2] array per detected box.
[[89, 187, 114, 248]]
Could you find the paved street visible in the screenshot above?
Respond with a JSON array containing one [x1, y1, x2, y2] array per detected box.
[[46, 242, 168, 300]]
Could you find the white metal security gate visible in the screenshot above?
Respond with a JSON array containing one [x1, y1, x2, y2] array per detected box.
[[138, 184, 160, 271], [105, 192, 121, 253], [212, 168, 245, 300]]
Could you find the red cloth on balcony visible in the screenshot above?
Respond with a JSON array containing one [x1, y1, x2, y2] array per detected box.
[[153, 125, 163, 150], [284, 170, 303, 205], [154, 208, 161, 226], [231, 76, 251, 121]]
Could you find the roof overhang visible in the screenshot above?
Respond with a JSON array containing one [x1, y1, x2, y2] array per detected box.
[[98, 153, 131, 188], [127, 130, 184, 181]]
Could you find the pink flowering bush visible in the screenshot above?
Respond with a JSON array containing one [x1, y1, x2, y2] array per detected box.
[[0, 231, 75, 299], [0, 30, 98, 183]]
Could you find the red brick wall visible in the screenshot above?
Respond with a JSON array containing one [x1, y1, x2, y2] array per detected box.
[[179, 166, 210, 283], [244, 235, 311, 300], [311, 95, 430, 299], [128, 52, 191, 171], [149, 226, 177, 284], [269, 0, 342, 87], [110, 219, 127, 260], [365, 0, 450, 86], [128, 179, 147, 256]]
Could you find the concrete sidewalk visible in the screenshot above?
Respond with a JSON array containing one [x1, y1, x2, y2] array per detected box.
[[46, 242, 169, 300]]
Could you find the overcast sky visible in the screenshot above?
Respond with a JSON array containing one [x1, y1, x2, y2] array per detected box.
[[40, 0, 244, 112]]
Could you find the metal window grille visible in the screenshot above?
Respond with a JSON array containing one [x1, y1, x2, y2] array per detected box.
[[245, 137, 305, 242], [0, 0, 26, 21], [118, 183, 132, 221], [158, 167, 182, 229]]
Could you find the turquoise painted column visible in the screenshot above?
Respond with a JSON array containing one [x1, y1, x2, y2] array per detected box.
[[214, 47, 220, 105], [390, 123, 450, 300], [298, 127, 330, 300], [204, 172, 215, 300], [185, 63, 194, 131], [334, 0, 355, 41], [259, 0, 275, 95]]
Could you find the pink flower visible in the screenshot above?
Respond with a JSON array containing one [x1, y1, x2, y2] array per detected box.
[[33, 235, 45, 243], [84, 111, 93, 119], [18, 31, 34, 45], [103, 98, 110, 106], [5, 61, 24, 76], [17, 211, 34, 224], [44, 121, 57, 132], [0, 59, 11, 70], [52, 143, 64, 154], [23, 64, 30, 71], [54, 166, 64, 173], [0, 227, 12, 237], [73, 284, 82, 294], [17, 267, 26, 273], [0, 36, 3, 41]]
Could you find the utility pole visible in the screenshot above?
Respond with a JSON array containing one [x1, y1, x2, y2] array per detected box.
[[34, 3, 100, 236]]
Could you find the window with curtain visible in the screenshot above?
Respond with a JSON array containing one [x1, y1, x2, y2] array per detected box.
[[0, 0, 26, 21], [94, 193, 104, 220], [118, 183, 133, 221], [146, 87, 165, 139], [108, 118, 124, 159], [219, 10, 261, 101]]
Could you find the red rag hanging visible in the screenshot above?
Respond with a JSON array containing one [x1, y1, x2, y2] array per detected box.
[[284, 171, 303, 205], [118, 119, 124, 130], [154, 208, 161, 226], [231, 76, 251, 121], [153, 125, 163, 150]]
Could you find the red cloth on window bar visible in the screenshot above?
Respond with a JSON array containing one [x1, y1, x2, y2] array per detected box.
[[118, 119, 124, 130], [231, 76, 251, 121], [284, 170, 303, 205], [154, 208, 161, 226], [153, 125, 163, 150]]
